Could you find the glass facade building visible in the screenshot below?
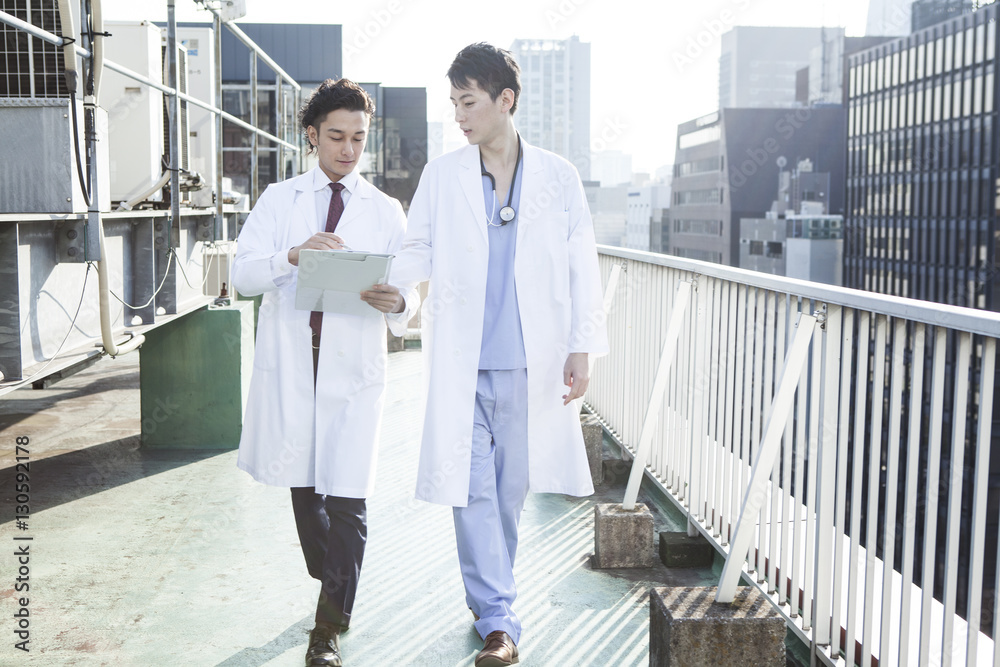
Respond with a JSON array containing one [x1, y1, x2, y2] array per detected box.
[[845, 5, 999, 311]]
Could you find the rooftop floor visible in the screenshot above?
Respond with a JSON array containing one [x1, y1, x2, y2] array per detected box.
[[0, 349, 716, 666]]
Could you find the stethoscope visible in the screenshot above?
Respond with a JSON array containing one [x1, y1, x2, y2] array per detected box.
[[480, 134, 522, 226]]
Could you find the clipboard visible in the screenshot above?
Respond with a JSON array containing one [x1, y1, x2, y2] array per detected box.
[[295, 249, 394, 317]]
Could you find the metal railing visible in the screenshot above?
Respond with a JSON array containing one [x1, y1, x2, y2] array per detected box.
[[0, 1, 302, 386], [588, 245, 1000, 667]]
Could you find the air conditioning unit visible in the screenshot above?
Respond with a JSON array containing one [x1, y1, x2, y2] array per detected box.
[[176, 26, 217, 208], [101, 21, 166, 204], [0, 98, 110, 213], [0, 0, 109, 213]]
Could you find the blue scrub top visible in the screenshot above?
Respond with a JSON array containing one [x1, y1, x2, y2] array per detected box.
[[478, 157, 527, 370]]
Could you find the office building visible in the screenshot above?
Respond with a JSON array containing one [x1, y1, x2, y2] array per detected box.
[[739, 158, 843, 284], [169, 22, 342, 201], [911, 0, 975, 32], [801, 32, 896, 105], [510, 36, 591, 177], [360, 84, 427, 211], [718, 26, 826, 108], [173, 23, 426, 210], [670, 107, 846, 266], [845, 4, 999, 310], [866, 0, 913, 36], [584, 182, 628, 247], [626, 184, 671, 253]]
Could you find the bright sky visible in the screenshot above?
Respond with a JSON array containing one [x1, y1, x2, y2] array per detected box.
[[101, 0, 875, 173]]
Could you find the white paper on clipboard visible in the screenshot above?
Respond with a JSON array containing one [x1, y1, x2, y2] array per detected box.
[[295, 249, 394, 317]]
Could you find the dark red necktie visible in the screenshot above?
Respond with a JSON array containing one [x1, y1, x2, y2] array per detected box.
[[309, 182, 346, 342]]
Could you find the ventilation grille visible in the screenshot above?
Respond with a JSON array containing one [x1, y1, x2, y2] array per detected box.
[[0, 0, 69, 98]]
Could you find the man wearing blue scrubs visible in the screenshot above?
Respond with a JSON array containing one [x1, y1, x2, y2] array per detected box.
[[368, 43, 607, 667]]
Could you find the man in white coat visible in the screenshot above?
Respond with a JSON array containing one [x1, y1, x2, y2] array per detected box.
[[232, 78, 416, 667], [372, 43, 608, 666]]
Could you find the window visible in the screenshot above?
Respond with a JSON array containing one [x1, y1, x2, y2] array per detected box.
[[765, 242, 783, 258], [749, 241, 764, 256], [674, 219, 722, 235], [676, 157, 721, 177], [675, 189, 721, 205], [678, 126, 720, 149]]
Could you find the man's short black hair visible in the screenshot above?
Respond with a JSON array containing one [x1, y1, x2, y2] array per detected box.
[[299, 78, 375, 154], [447, 42, 521, 114]]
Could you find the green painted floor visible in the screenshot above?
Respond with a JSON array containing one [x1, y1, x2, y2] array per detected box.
[[0, 350, 716, 666]]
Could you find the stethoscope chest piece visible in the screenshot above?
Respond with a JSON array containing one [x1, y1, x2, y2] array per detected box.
[[481, 134, 523, 227]]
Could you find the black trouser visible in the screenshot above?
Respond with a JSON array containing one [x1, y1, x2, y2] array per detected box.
[[295, 331, 368, 630], [291, 487, 368, 629]]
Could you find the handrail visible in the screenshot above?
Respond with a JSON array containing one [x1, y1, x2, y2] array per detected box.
[[589, 248, 1000, 667], [0, 8, 299, 151], [0, 9, 90, 57], [216, 19, 301, 92], [102, 59, 298, 151], [598, 244, 1000, 338]]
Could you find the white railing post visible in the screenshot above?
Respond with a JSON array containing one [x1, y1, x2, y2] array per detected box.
[[813, 305, 842, 647], [621, 280, 694, 511], [603, 262, 623, 315], [716, 311, 818, 603]]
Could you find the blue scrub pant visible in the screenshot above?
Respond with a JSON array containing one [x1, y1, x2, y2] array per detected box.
[[453, 369, 530, 644]]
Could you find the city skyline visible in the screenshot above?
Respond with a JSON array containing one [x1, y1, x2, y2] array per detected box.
[[101, 0, 879, 172]]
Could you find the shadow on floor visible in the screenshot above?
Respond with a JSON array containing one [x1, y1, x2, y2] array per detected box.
[[214, 616, 314, 667], [0, 436, 229, 522]]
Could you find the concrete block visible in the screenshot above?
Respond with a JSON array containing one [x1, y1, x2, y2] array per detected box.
[[387, 331, 405, 352], [659, 532, 716, 568], [650, 586, 785, 666], [140, 302, 254, 448], [593, 503, 655, 568], [580, 413, 604, 485]]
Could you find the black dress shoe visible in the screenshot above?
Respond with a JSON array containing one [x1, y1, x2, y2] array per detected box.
[[305, 624, 342, 666]]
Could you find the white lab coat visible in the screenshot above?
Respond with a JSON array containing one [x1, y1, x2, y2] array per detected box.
[[232, 168, 417, 498], [391, 141, 609, 507]]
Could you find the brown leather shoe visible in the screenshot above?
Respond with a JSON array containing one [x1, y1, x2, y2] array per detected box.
[[475, 631, 519, 666]]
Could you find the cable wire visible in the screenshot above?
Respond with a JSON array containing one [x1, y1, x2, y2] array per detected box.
[[107, 249, 175, 310], [2, 263, 93, 391], [174, 244, 218, 291]]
